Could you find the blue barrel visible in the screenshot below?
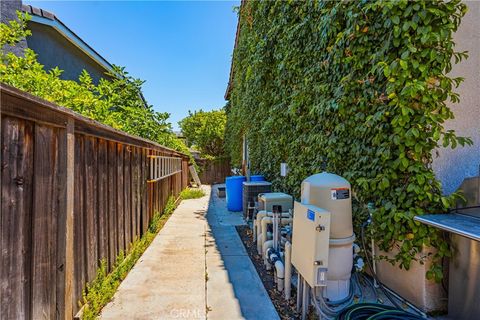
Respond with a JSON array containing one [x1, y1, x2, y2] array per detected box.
[[226, 176, 246, 211], [250, 175, 265, 182]]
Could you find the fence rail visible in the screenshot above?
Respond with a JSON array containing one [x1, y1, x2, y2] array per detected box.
[[0, 84, 190, 319], [148, 155, 183, 182]]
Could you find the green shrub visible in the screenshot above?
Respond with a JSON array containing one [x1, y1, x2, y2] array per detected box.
[[180, 188, 205, 200], [225, 0, 471, 281]]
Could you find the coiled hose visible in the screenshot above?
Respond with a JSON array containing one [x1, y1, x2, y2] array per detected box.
[[335, 303, 424, 320]]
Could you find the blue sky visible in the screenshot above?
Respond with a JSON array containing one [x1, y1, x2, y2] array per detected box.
[[27, 0, 239, 130]]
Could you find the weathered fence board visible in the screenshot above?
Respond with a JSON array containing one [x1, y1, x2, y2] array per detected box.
[[1, 117, 34, 319], [124, 147, 132, 250], [73, 136, 86, 312], [84, 136, 98, 283], [107, 141, 117, 270], [55, 123, 68, 320], [31, 124, 62, 320], [97, 139, 109, 265], [0, 84, 189, 319], [62, 118, 75, 319], [117, 144, 125, 253]]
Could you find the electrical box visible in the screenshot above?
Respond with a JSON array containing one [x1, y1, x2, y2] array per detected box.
[[280, 163, 288, 177], [291, 201, 331, 287], [258, 192, 293, 212]]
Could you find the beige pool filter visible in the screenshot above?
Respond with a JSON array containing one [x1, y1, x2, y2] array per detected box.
[[293, 172, 355, 301]]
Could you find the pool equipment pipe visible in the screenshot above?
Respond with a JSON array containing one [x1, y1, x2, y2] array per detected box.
[[284, 241, 292, 300], [254, 211, 290, 246], [259, 216, 292, 258]]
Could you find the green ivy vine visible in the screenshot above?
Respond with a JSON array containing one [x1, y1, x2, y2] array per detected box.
[[225, 0, 472, 281]]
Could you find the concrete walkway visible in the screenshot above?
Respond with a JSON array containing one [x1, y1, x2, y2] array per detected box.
[[100, 185, 279, 320]]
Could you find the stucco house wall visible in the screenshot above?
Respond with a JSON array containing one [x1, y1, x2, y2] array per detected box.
[[26, 21, 109, 84], [433, 0, 480, 194]]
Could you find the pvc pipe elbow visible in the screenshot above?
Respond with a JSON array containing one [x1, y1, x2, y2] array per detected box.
[[275, 260, 285, 279], [275, 260, 285, 291], [263, 240, 274, 259], [255, 211, 268, 241], [261, 216, 272, 235]]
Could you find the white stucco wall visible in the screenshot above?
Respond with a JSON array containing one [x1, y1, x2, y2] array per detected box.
[[433, 0, 480, 194]]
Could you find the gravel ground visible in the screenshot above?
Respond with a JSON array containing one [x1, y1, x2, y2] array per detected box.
[[236, 225, 302, 320]]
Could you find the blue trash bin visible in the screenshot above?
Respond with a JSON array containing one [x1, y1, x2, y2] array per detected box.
[[226, 176, 246, 211], [250, 175, 265, 182]]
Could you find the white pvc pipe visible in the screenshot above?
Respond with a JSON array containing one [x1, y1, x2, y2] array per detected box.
[[275, 260, 285, 291], [260, 217, 293, 258], [301, 278, 309, 320], [255, 211, 268, 244], [257, 232, 264, 254], [273, 213, 278, 250], [255, 211, 267, 243], [255, 211, 291, 246], [273, 212, 286, 251], [261, 216, 273, 257], [253, 216, 257, 241], [285, 241, 292, 300]]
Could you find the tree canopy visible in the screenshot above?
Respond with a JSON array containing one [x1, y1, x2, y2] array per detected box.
[[179, 109, 226, 158]]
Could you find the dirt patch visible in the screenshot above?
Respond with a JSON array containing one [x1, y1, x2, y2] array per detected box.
[[236, 225, 301, 320]]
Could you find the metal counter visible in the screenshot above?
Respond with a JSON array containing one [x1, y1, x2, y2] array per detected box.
[[414, 205, 480, 318], [414, 213, 480, 242]]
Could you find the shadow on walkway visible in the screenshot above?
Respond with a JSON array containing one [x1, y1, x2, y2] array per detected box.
[[205, 184, 279, 320]]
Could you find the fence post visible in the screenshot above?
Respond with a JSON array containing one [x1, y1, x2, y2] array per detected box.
[[64, 118, 75, 319]]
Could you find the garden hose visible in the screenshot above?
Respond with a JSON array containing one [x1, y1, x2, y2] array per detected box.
[[335, 303, 424, 320]]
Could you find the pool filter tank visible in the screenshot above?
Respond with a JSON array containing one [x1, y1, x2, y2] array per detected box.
[[300, 172, 355, 301]]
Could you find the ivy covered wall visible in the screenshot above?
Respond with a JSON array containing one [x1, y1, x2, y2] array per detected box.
[[225, 0, 471, 279]]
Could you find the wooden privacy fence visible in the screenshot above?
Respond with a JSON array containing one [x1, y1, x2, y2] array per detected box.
[[0, 84, 190, 319], [197, 157, 231, 185]]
